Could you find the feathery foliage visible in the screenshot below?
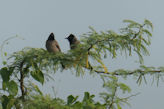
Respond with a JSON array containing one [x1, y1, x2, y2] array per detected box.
[[0, 19, 163, 109]]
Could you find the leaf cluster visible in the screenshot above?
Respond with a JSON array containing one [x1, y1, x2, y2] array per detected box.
[[0, 19, 157, 109]]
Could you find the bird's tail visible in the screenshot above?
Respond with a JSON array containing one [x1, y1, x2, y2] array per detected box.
[[61, 62, 65, 69]]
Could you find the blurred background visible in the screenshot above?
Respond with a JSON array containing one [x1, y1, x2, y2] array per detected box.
[[0, 0, 164, 109]]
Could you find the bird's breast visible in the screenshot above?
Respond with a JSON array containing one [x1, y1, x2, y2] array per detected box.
[[46, 40, 60, 53]]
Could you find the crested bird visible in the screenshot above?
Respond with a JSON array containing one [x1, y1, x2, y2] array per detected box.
[[46, 33, 61, 53], [65, 34, 92, 70], [46, 33, 65, 68], [65, 34, 80, 49]]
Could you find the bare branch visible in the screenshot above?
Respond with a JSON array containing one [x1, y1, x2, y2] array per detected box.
[[19, 59, 25, 99], [93, 69, 162, 76]]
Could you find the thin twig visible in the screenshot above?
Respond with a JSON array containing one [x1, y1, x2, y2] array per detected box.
[[132, 24, 145, 40], [118, 93, 140, 101], [94, 69, 161, 76], [109, 85, 118, 109]]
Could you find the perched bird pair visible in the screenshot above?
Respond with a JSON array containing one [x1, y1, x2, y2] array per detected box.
[[46, 33, 92, 69], [46, 33, 78, 53], [46, 33, 79, 69]]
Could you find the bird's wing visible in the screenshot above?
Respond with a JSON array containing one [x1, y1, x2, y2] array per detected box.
[[76, 40, 80, 44], [55, 41, 61, 52], [70, 40, 80, 49]]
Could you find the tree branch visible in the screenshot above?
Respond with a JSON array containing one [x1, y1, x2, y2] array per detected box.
[[132, 24, 145, 40], [109, 84, 118, 109], [87, 39, 113, 52], [94, 69, 162, 76], [19, 59, 25, 99]]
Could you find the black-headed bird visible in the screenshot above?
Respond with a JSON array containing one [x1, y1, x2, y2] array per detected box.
[[46, 33, 61, 53], [65, 34, 80, 49], [65, 34, 92, 70], [46, 33, 65, 68]]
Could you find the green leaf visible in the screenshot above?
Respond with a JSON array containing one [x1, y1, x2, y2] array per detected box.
[[123, 19, 141, 27], [123, 19, 138, 24], [118, 83, 131, 93], [2, 81, 7, 90], [144, 19, 153, 30], [31, 83, 43, 95], [117, 103, 122, 109], [0, 67, 11, 82], [2, 95, 8, 109], [141, 37, 151, 45], [1, 95, 15, 109], [6, 97, 15, 109], [83, 92, 90, 101], [2, 80, 18, 96], [8, 80, 18, 96], [67, 95, 79, 105], [142, 29, 152, 37], [3, 61, 7, 65], [4, 52, 7, 56], [67, 95, 74, 105], [112, 46, 116, 58], [137, 75, 142, 85], [31, 70, 44, 85]]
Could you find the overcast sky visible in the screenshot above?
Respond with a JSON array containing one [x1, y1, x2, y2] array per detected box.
[[0, 0, 164, 109]]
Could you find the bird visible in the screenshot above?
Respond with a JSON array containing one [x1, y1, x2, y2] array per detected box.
[[65, 34, 93, 70], [46, 33, 61, 53], [65, 34, 80, 49], [46, 33, 65, 68]]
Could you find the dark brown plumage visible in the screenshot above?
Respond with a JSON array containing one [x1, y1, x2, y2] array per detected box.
[[65, 34, 93, 70], [46, 33, 65, 69], [65, 34, 80, 49], [46, 33, 61, 53]]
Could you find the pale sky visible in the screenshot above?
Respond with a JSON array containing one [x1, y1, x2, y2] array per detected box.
[[0, 0, 164, 109]]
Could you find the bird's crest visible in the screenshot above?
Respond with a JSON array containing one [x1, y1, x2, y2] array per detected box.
[[48, 33, 55, 40], [65, 34, 77, 41]]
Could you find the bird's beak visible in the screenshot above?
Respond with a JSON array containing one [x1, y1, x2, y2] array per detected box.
[[65, 37, 68, 39]]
